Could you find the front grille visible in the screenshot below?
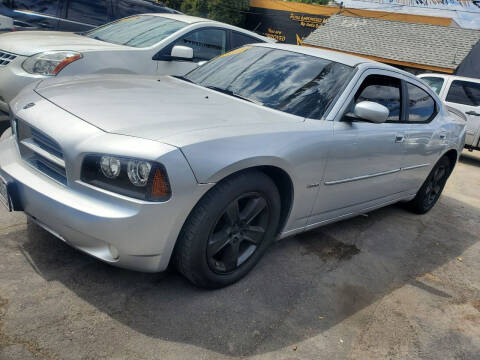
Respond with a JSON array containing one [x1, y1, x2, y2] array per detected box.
[[15, 119, 67, 184], [0, 51, 17, 66]]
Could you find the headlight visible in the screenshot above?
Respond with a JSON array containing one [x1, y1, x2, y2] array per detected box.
[[81, 155, 171, 202], [22, 51, 82, 76]]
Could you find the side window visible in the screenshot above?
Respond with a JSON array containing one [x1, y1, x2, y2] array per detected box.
[[407, 83, 436, 123], [421, 77, 444, 95], [446, 80, 480, 107], [231, 31, 263, 50], [1, 0, 13, 8], [172, 29, 227, 62], [114, 0, 172, 20], [13, 0, 58, 15], [354, 75, 402, 122], [66, 0, 108, 25]]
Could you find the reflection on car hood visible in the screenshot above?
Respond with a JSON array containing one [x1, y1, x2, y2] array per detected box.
[[0, 31, 126, 56], [34, 75, 301, 144]]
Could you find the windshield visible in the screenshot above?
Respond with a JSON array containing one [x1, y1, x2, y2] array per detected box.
[[185, 46, 354, 119], [85, 15, 187, 48]]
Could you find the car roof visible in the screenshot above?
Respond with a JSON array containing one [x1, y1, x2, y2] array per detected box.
[[143, 13, 273, 42], [418, 73, 480, 84], [146, 13, 211, 24], [253, 43, 391, 67]]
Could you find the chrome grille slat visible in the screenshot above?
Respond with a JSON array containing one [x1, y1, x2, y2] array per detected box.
[[0, 51, 17, 67], [15, 118, 67, 185], [30, 128, 64, 159]]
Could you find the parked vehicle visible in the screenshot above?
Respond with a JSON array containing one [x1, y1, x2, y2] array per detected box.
[[0, 13, 272, 122], [0, 13, 12, 31], [0, 44, 465, 288], [0, 0, 178, 32], [419, 74, 479, 151]]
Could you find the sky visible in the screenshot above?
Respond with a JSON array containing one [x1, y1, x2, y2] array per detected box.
[[339, 0, 480, 29]]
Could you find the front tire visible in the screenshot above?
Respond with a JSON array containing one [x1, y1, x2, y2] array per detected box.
[[174, 170, 281, 289], [405, 156, 451, 214]]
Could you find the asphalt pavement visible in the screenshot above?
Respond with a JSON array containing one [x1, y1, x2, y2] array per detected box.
[[0, 151, 479, 359]]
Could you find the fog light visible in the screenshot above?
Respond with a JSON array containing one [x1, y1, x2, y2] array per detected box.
[[108, 244, 120, 260], [100, 156, 121, 179]]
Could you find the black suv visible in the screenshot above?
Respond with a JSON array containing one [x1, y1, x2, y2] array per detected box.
[[0, 0, 178, 32]]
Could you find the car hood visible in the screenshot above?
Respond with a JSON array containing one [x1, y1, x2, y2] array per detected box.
[[34, 75, 301, 144], [0, 31, 126, 56]]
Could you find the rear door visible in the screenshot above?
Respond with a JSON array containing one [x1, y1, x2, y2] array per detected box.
[[399, 80, 444, 192], [444, 79, 480, 148]]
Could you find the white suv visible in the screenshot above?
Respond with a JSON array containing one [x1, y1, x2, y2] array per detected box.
[[0, 13, 271, 120], [419, 74, 480, 151]]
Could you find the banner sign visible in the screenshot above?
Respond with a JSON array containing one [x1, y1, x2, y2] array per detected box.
[[245, 7, 329, 45]]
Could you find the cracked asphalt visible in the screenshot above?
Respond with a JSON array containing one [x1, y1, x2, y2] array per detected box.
[[0, 151, 479, 360]]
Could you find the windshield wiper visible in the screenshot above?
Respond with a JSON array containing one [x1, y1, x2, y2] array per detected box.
[[206, 86, 261, 105]]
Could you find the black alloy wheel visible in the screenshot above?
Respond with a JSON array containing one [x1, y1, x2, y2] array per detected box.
[[423, 162, 448, 209], [207, 193, 270, 274], [406, 156, 451, 214], [174, 170, 281, 289]]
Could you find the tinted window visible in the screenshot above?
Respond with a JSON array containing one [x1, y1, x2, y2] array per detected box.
[[172, 29, 227, 61], [114, 0, 174, 20], [421, 76, 444, 95], [1, 0, 13, 8], [446, 80, 480, 107], [231, 31, 262, 49], [185, 46, 354, 119], [355, 75, 401, 122], [407, 83, 436, 123], [86, 15, 187, 48], [67, 0, 108, 25], [13, 0, 58, 15]]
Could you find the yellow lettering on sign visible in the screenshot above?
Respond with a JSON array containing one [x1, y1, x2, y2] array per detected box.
[[296, 34, 303, 45]]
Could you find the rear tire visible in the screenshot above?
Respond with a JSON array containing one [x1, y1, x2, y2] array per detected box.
[[405, 156, 451, 214], [174, 170, 281, 289]]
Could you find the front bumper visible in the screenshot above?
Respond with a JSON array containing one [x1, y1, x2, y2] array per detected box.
[[0, 105, 212, 272]]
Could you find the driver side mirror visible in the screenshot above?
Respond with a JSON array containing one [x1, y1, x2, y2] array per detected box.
[[170, 45, 193, 61], [352, 101, 389, 123]]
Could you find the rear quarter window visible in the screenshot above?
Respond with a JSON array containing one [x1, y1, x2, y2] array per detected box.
[[407, 83, 436, 123], [231, 31, 263, 49]]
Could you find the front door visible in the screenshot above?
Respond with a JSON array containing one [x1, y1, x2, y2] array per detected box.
[[308, 72, 407, 226], [156, 28, 228, 76], [444, 79, 480, 148]]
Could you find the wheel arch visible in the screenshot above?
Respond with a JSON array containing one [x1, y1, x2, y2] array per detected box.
[[200, 160, 295, 236], [442, 148, 458, 175]]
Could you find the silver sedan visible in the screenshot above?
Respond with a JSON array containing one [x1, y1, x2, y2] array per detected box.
[[0, 44, 466, 288]]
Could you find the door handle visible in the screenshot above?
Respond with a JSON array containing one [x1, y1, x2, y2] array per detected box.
[[439, 132, 447, 140], [465, 110, 480, 116], [395, 134, 405, 143]]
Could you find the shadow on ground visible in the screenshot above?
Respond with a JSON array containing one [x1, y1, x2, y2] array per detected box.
[[17, 195, 480, 356], [460, 152, 480, 167]]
